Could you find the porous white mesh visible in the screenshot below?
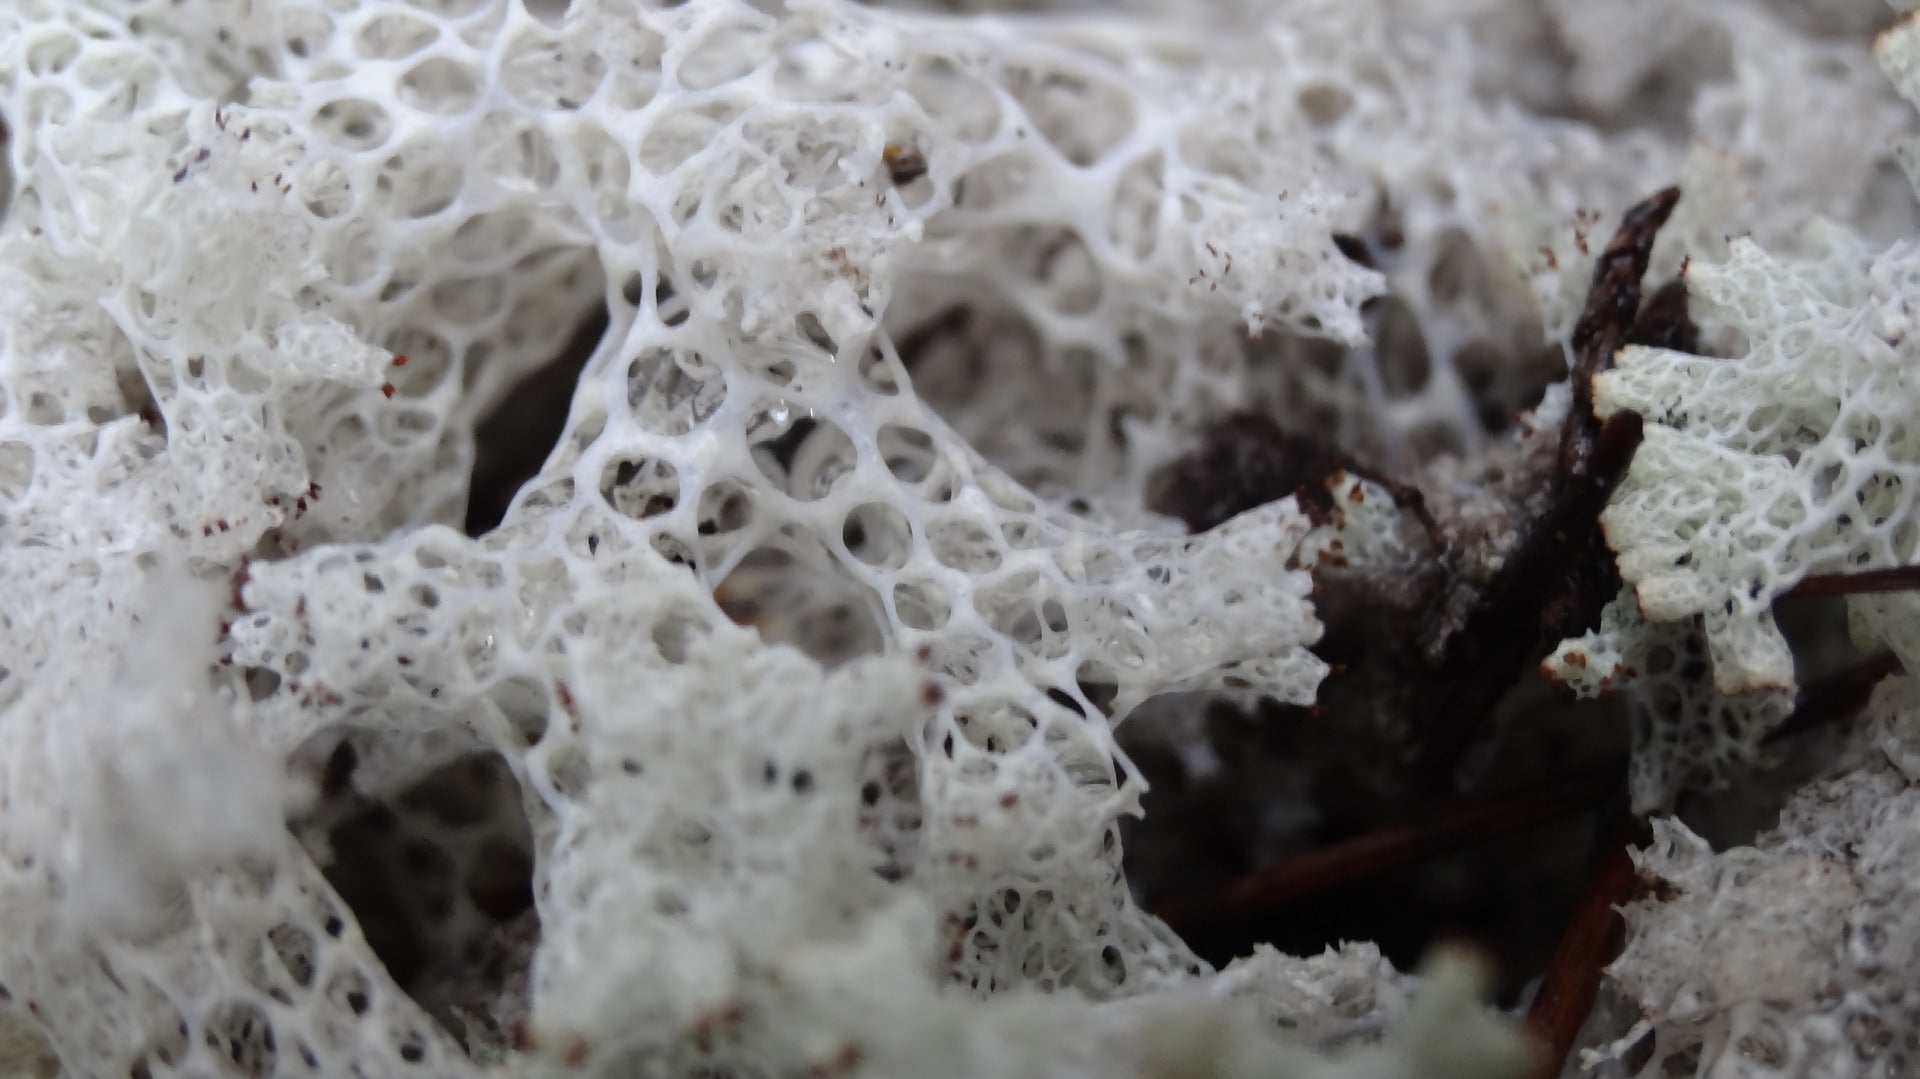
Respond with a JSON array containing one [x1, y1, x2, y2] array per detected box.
[[1536, 16, 1920, 803], [0, 0, 1914, 1075], [1590, 676, 1920, 1079]]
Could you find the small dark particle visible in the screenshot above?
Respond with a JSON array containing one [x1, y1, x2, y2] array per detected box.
[[172, 166, 189, 183], [921, 682, 944, 707], [883, 143, 928, 186], [230, 556, 252, 610], [321, 740, 358, 795], [1332, 233, 1374, 268]]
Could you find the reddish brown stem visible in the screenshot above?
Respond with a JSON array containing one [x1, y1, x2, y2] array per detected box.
[[1781, 565, 1920, 601], [1153, 765, 1620, 933], [1525, 813, 1643, 1079]]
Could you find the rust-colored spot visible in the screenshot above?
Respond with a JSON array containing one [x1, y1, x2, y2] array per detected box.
[[713, 584, 759, 627], [882, 143, 927, 185]]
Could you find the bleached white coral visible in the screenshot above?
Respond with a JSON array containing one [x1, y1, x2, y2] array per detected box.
[[1538, 16, 1920, 805], [0, 0, 1916, 1075], [1595, 676, 1920, 1078]]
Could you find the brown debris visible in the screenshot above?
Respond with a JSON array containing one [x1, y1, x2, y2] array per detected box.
[[1781, 564, 1920, 601], [1415, 188, 1680, 790], [1153, 763, 1621, 935], [1764, 651, 1904, 744], [1524, 812, 1644, 1079], [1147, 411, 1436, 534]]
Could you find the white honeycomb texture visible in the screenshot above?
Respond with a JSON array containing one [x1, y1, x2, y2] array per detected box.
[[0, 0, 1915, 1075], [1589, 675, 1920, 1078], [1544, 11, 1920, 810]]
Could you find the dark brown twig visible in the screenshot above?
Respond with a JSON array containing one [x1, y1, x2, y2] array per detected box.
[[1518, 651, 1899, 1076], [1152, 764, 1621, 934], [1781, 565, 1920, 601], [1524, 812, 1643, 1079], [1764, 651, 1903, 744], [1415, 190, 1680, 792], [1560, 187, 1683, 475]]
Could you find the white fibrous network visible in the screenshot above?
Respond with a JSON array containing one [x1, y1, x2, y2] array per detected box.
[[0, 0, 1917, 1077]]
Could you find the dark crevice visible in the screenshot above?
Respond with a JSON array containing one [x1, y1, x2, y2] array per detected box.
[[0, 111, 12, 226], [299, 746, 538, 1059], [1127, 189, 1691, 1010], [463, 301, 609, 536]]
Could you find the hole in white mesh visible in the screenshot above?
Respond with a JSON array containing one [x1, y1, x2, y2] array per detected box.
[[843, 502, 913, 570], [397, 57, 482, 115], [1108, 152, 1165, 260], [312, 99, 394, 151], [0, 111, 12, 226], [628, 346, 727, 434], [716, 545, 886, 666], [599, 455, 680, 521], [749, 413, 857, 502], [466, 282, 609, 536], [1002, 66, 1137, 167], [305, 749, 538, 1052], [1371, 296, 1432, 399], [696, 477, 755, 538], [892, 578, 954, 632], [877, 423, 938, 484], [1299, 83, 1356, 127], [203, 1000, 277, 1077], [907, 57, 1003, 144], [354, 12, 440, 60]]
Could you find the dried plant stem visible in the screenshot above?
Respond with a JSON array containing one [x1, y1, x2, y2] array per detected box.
[[1781, 565, 1920, 600], [1765, 651, 1904, 744], [1153, 765, 1620, 934], [1524, 812, 1642, 1079]]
